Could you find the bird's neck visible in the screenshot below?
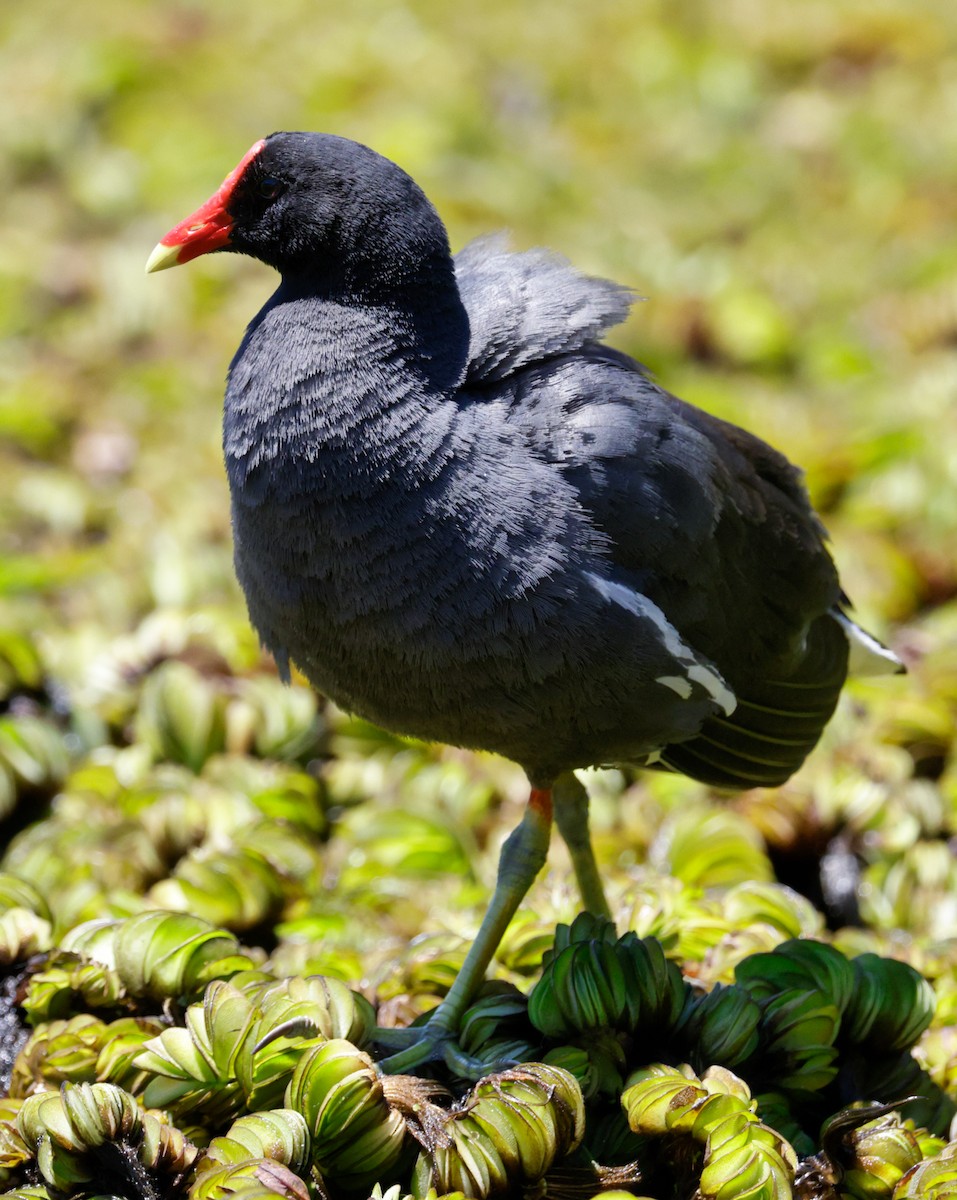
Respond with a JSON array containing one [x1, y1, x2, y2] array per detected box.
[[277, 237, 470, 391]]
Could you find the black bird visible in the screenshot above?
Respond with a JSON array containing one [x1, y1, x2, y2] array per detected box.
[[148, 132, 900, 1071]]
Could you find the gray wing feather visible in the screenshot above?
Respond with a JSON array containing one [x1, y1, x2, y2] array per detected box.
[[455, 235, 635, 382]]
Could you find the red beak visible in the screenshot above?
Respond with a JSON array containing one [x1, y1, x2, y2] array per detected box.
[[146, 139, 265, 272]]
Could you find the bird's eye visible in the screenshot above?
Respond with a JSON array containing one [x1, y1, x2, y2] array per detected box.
[[258, 176, 284, 200]]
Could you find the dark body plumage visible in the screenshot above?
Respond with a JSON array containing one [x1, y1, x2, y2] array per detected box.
[[215, 134, 857, 791]]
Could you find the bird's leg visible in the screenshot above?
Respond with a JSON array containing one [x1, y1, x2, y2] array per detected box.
[[376, 786, 553, 1076], [553, 771, 612, 920]]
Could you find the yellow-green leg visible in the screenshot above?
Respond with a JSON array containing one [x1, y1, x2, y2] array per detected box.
[[377, 786, 553, 1075], [553, 771, 612, 920]]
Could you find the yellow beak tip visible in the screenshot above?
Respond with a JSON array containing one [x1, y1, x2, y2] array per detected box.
[[145, 241, 182, 274]]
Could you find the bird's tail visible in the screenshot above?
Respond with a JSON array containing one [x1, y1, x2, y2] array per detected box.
[[657, 612, 851, 789]]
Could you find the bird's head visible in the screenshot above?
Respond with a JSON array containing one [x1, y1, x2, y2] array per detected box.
[[146, 132, 452, 297]]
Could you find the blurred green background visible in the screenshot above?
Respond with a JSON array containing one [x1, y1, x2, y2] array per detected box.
[[1, 0, 956, 941]]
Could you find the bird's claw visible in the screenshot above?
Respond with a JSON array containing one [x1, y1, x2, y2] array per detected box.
[[374, 1019, 456, 1074], [374, 1020, 511, 1080]]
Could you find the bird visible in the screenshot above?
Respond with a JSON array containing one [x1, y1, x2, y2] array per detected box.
[[147, 131, 901, 1072]]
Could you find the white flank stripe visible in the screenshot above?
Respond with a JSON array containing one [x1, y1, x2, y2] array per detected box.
[[586, 572, 737, 715], [833, 611, 903, 676], [656, 674, 693, 699]]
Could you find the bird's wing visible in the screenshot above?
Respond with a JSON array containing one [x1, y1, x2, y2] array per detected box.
[[526, 360, 851, 786], [454, 235, 635, 382], [456, 244, 853, 785]]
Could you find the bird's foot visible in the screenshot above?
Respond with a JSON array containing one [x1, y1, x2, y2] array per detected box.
[[374, 794, 555, 1080], [374, 1016, 510, 1079]]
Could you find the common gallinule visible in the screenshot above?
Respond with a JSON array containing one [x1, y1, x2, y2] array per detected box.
[[148, 132, 901, 1072]]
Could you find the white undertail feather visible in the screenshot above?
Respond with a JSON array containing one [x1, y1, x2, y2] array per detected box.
[[585, 571, 737, 715], [833, 610, 904, 676]]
